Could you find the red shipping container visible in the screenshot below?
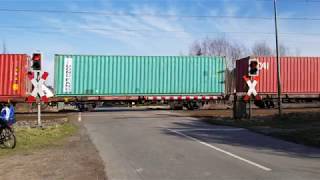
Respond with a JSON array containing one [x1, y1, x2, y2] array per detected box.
[[236, 56, 320, 96], [0, 54, 29, 102]]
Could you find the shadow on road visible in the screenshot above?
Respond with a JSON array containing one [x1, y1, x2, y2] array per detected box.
[[161, 119, 320, 159]]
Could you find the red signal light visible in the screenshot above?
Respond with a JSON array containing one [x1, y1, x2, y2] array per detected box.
[[32, 53, 41, 61], [31, 53, 42, 70], [250, 61, 258, 68]]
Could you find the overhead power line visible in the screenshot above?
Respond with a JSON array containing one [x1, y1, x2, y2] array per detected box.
[[0, 25, 320, 37], [0, 8, 272, 19], [0, 0, 275, 2], [2, 0, 320, 3], [0, 8, 320, 21], [1, 26, 272, 34]]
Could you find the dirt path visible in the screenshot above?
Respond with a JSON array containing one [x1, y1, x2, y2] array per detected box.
[[0, 121, 106, 180]]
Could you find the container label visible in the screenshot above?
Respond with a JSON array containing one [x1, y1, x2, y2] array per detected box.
[[259, 62, 269, 70], [63, 57, 73, 93]]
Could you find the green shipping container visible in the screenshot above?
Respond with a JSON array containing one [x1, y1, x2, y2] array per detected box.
[[54, 55, 226, 96]]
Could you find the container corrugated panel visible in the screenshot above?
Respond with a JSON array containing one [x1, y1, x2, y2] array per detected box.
[[54, 55, 226, 96], [236, 56, 320, 95], [0, 54, 29, 101]]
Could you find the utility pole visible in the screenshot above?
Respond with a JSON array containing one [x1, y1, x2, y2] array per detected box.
[[273, 0, 282, 117]]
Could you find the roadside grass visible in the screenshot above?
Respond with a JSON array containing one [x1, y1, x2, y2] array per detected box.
[[271, 128, 320, 147], [0, 123, 77, 157], [201, 111, 320, 147]]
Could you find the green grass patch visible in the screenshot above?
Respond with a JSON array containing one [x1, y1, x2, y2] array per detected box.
[[0, 123, 77, 157]]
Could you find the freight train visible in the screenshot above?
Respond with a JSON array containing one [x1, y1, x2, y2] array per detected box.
[[0, 53, 319, 111]]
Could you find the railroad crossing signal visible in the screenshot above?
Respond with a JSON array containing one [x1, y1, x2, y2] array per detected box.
[[243, 75, 261, 102], [26, 71, 53, 103], [248, 59, 259, 76]]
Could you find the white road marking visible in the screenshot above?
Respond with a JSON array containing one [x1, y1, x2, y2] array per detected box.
[[136, 168, 144, 173], [78, 112, 82, 122], [167, 128, 272, 172], [172, 128, 245, 132]]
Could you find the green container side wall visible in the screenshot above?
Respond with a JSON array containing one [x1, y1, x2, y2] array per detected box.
[[54, 55, 226, 96]]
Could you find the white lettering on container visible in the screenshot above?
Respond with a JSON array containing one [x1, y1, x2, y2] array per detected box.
[[63, 57, 73, 93], [259, 62, 269, 70]]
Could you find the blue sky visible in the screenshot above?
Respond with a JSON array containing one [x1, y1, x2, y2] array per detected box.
[[1, 0, 320, 85]]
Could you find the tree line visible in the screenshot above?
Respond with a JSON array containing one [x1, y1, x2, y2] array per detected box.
[[189, 37, 299, 94], [189, 37, 295, 68]]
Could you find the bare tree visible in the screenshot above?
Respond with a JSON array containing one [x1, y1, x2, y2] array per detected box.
[[279, 44, 291, 56], [190, 37, 248, 68], [252, 41, 273, 56], [252, 41, 294, 56], [229, 43, 247, 64], [202, 37, 229, 56], [189, 37, 248, 94], [190, 41, 202, 56]]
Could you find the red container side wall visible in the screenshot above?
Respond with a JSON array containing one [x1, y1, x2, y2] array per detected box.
[[256, 57, 277, 94], [0, 54, 28, 100], [236, 56, 320, 95]]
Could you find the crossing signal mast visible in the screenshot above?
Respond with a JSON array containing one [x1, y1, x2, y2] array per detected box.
[[243, 58, 261, 119], [27, 53, 53, 127], [243, 58, 260, 102]]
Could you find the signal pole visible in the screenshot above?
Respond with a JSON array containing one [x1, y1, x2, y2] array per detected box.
[[273, 0, 282, 117]]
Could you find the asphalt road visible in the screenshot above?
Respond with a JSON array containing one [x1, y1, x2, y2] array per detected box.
[[82, 109, 320, 180]]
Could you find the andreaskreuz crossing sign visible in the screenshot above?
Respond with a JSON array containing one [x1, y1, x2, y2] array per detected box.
[[27, 71, 54, 103], [243, 75, 261, 102]]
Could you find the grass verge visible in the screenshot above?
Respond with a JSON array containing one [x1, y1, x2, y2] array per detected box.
[[201, 111, 320, 147], [0, 123, 77, 157]]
